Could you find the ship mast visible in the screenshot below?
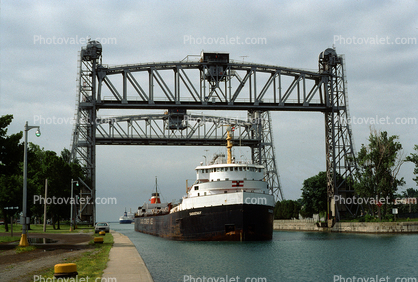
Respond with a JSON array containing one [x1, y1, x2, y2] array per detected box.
[[226, 126, 233, 164], [155, 176, 158, 195]]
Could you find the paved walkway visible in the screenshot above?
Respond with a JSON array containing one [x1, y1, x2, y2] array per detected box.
[[102, 231, 154, 282]]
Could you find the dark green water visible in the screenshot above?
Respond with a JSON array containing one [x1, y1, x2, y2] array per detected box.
[[112, 224, 418, 282]]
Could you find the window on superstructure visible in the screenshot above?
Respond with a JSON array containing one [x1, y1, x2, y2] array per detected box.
[[194, 186, 199, 190], [225, 178, 229, 181], [206, 169, 209, 173], [239, 167, 242, 171], [235, 167, 238, 171], [230, 167, 233, 171]]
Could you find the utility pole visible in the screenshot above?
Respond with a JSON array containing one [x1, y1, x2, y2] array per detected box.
[[19, 121, 41, 247], [70, 179, 79, 231], [43, 179, 47, 232]]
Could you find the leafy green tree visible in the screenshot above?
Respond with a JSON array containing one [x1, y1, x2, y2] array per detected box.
[[28, 146, 84, 229], [300, 171, 328, 217], [61, 148, 71, 163], [274, 200, 301, 219], [395, 188, 418, 214], [355, 130, 405, 220], [406, 145, 418, 186], [0, 115, 23, 232], [0, 174, 22, 231], [0, 115, 23, 176]]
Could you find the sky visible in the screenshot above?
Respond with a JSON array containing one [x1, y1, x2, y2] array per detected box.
[[1, 0, 417, 222]]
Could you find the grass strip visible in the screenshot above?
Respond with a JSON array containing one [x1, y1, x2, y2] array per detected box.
[[0, 235, 21, 243], [34, 232, 114, 281], [0, 224, 94, 234], [15, 245, 37, 254]]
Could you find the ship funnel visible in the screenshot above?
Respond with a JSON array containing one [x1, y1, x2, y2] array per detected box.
[[150, 193, 161, 204]]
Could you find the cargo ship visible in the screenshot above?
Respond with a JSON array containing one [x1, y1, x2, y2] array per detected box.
[[134, 128, 274, 241]]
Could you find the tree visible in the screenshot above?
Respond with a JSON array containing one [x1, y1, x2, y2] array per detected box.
[[274, 200, 301, 219], [300, 171, 328, 217], [0, 115, 23, 176], [0, 174, 22, 231], [395, 188, 418, 214], [406, 145, 418, 186], [0, 115, 23, 232], [61, 148, 71, 163], [355, 130, 405, 220], [28, 146, 76, 229]]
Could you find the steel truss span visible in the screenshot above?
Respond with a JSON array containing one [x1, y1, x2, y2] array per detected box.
[[85, 59, 329, 111], [94, 113, 259, 146], [70, 41, 356, 223]]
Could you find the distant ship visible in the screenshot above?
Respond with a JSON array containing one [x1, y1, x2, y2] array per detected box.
[[119, 209, 134, 224], [134, 128, 274, 241]]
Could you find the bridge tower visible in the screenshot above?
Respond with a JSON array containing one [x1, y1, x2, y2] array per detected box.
[[320, 48, 357, 220], [70, 41, 102, 224]]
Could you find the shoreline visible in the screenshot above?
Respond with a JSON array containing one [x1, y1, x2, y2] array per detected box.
[[273, 220, 418, 233]]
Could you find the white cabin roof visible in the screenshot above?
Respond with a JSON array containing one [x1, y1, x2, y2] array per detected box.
[[195, 163, 264, 170]]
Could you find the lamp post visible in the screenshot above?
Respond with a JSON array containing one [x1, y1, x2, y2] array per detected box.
[[19, 121, 41, 247], [70, 179, 79, 231]]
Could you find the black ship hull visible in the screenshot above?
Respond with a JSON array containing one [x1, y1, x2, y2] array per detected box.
[[134, 204, 273, 241]]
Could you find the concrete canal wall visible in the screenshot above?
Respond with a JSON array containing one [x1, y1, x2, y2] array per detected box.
[[274, 219, 323, 232], [274, 219, 418, 233]]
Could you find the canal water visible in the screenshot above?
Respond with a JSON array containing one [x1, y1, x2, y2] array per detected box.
[[112, 224, 418, 282]]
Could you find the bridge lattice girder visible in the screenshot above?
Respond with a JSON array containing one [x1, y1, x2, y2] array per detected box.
[[71, 42, 356, 223]]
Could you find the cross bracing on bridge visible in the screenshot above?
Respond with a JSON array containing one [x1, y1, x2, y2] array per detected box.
[[70, 41, 357, 224], [82, 57, 332, 111], [93, 113, 257, 145]]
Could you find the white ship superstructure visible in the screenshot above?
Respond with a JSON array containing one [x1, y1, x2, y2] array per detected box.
[[171, 159, 274, 213]]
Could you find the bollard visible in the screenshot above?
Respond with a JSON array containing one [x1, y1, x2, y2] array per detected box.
[[54, 263, 78, 278]]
